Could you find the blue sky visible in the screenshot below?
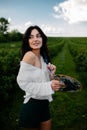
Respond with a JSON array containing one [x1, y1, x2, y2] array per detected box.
[[0, 0, 87, 37]]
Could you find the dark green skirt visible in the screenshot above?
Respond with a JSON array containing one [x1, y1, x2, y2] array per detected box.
[[19, 98, 51, 129]]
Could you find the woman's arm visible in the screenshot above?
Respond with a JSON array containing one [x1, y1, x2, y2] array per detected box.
[[17, 69, 54, 97]]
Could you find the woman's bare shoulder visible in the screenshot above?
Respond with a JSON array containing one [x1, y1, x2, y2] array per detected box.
[[22, 51, 35, 65]]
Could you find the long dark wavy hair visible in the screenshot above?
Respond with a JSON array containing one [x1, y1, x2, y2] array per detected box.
[[21, 25, 51, 64]]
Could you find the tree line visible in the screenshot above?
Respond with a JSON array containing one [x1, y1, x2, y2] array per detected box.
[[0, 17, 22, 43]]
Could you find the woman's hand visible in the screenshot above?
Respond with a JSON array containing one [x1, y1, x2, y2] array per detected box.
[[51, 80, 64, 91], [47, 63, 56, 78]]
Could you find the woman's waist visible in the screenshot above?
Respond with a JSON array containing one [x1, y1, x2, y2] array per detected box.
[[23, 94, 53, 103]]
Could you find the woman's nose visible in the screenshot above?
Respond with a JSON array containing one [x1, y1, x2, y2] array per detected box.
[[33, 36, 38, 41]]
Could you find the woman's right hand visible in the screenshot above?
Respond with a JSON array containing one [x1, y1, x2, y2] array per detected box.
[[51, 80, 64, 91]]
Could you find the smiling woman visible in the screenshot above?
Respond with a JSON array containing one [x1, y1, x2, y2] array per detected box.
[[16, 25, 63, 130]]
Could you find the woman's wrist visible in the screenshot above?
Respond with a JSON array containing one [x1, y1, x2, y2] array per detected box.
[[50, 73, 55, 80]]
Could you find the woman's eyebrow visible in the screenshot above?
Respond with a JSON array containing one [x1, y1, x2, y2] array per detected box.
[[30, 33, 41, 36], [37, 33, 41, 36]]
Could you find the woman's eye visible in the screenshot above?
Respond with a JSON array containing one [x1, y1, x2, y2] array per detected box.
[[37, 35, 41, 38], [29, 36, 33, 39], [29, 34, 41, 39]]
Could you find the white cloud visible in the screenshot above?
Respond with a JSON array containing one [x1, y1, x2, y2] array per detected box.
[[8, 17, 63, 36], [53, 5, 59, 12], [53, 0, 87, 24], [8, 17, 12, 23], [24, 21, 32, 27], [9, 24, 24, 33], [8, 22, 64, 36], [8, 22, 87, 37], [41, 24, 64, 36], [8, 20, 33, 33]]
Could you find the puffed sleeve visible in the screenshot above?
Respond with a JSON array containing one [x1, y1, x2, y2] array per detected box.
[[17, 61, 54, 97]]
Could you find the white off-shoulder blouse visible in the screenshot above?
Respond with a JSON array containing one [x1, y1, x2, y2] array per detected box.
[[17, 56, 54, 103]]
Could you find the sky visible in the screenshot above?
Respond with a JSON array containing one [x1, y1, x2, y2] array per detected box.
[[0, 0, 87, 37]]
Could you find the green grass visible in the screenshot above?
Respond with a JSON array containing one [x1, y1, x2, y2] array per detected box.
[[52, 42, 76, 76], [0, 41, 21, 48]]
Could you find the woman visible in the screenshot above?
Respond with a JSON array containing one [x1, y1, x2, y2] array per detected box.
[[17, 25, 63, 130]]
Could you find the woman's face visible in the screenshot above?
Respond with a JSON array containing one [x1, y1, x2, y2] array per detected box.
[[28, 29, 43, 50]]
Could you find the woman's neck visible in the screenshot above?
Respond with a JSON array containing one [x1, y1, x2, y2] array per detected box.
[[32, 49, 41, 58]]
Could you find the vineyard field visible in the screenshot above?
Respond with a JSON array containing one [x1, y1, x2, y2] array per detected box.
[[0, 37, 87, 130]]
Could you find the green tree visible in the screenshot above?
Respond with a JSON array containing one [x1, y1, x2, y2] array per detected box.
[[8, 29, 22, 41], [0, 17, 9, 34]]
